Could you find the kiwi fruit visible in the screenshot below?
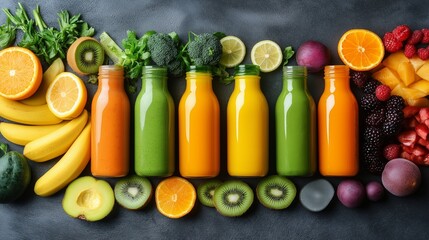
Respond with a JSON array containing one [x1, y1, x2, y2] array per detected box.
[[213, 180, 254, 217], [197, 180, 222, 207], [114, 175, 152, 210], [256, 175, 296, 210], [67, 37, 105, 75]]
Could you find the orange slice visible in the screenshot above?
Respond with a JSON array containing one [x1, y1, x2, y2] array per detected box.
[[155, 177, 196, 219], [46, 72, 87, 120], [0, 47, 43, 100], [338, 29, 384, 71]]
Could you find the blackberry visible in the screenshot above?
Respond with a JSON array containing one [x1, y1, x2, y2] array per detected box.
[[365, 111, 385, 127], [361, 141, 380, 159], [360, 94, 380, 112], [386, 95, 405, 110], [363, 127, 383, 147], [363, 79, 380, 94], [365, 156, 386, 175], [382, 109, 404, 136], [350, 70, 369, 88]]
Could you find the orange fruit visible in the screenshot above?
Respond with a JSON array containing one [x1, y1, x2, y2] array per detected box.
[[338, 29, 384, 71], [46, 72, 87, 120], [0, 47, 43, 100], [155, 177, 196, 219]]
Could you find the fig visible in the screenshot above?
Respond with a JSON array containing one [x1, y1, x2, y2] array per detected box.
[[336, 179, 366, 208], [296, 40, 330, 73], [382, 158, 421, 197]]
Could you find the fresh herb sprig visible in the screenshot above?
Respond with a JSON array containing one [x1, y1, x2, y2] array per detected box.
[[283, 46, 295, 66], [2, 3, 94, 64]]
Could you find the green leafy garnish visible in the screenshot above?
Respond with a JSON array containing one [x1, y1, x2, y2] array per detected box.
[[0, 142, 8, 157], [0, 19, 16, 49], [2, 3, 95, 64], [283, 46, 295, 66]]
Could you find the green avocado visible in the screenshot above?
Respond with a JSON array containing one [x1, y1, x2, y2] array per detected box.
[[0, 146, 31, 203]]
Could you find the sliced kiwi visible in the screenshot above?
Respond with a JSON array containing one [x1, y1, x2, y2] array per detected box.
[[114, 175, 152, 210], [213, 180, 254, 217], [256, 175, 296, 210], [68, 37, 104, 75], [197, 180, 222, 207]]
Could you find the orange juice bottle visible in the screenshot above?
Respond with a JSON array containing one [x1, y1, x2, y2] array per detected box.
[[227, 64, 269, 177], [318, 65, 359, 176], [179, 66, 220, 178], [91, 65, 130, 177]]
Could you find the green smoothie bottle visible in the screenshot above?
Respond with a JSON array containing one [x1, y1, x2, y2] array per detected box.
[[275, 66, 316, 176], [134, 66, 174, 177]]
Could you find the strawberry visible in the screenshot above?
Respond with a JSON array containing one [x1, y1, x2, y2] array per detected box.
[[383, 144, 401, 160], [412, 145, 428, 156], [415, 123, 429, 140], [417, 48, 429, 60], [400, 151, 413, 160], [398, 130, 417, 147], [403, 106, 420, 118], [406, 117, 418, 128], [417, 138, 429, 149], [423, 154, 429, 165], [407, 30, 423, 45], [404, 44, 416, 58], [418, 107, 429, 122], [383, 32, 403, 53], [392, 25, 412, 42], [422, 28, 429, 44], [375, 85, 391, 101], [424, 119, 429, 129]]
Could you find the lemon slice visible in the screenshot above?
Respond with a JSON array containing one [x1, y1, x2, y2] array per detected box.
[[251, 40, 283, 72], [220, 36, 246, 68]]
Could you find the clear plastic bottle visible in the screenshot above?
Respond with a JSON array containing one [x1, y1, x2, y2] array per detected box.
[[275, 66, 316, 176], [134, 66, 174, 177], [318, 65, 359, 176], [227, 64, 269, 177]]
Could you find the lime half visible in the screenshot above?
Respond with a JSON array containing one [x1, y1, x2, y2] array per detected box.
[[251, 40, 283, 72], [220, 36, 246, 68]]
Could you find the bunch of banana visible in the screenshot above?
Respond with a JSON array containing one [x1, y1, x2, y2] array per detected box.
[[0, 58, 92, 197]]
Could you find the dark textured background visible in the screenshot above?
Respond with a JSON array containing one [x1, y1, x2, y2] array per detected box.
[[1, 0, 429, 239]]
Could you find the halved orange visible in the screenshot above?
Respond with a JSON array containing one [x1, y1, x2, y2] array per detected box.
[[0, 47, 43, 100], [338, 29, 384, 71], [155, 177, 196, 219], [46, 72, 87, 120]]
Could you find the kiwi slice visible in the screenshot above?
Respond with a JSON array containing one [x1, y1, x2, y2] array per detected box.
[[256, 175, 296, 210], [67, 37, 104, 75], [197, 180, 222, 207], [114, 175, 152, 210], [213, 180, 254, 217]]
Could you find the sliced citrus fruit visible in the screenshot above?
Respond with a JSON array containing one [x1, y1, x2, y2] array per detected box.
[[155, 176, 196, 219], [338, 29, 384, 71], [251, 40, 283, 72], [46, 72, 87, 120], [0, 46, 43, 100], [220, 36, 246, 68]]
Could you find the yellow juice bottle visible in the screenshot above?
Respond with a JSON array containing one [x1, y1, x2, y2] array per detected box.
[[227, 64, 269, 177]]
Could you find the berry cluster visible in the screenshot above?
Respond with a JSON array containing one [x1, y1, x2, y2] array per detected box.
[[383, 25, 429, 60], [351, 71, 406, 174]]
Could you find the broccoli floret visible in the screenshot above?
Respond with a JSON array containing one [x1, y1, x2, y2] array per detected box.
[[147, 33, 177, 66], [167, 59, 186, 77], [187, 33, 222, 66]]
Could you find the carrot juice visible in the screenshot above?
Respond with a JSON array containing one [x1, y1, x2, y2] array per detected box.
[[179, 66, 220, 178], [91, 65, 130, 177], [318, 65, 359, 176]]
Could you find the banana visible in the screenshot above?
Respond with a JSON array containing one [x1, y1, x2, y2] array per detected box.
[[20, 58, 65, 106], [0, 121, 68, 146], [34, 119, 91, 197], [0, 96, 62, 125], [23, 110, 88, 162]]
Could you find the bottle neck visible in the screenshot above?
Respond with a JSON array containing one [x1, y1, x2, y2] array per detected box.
[[98, 65, 125, 89], [282, 66, 308, 92], [186, 71, 213, 91], [323, 65, 350, 93], [141, 66, 168, 90], [234, 75, 261, 91]]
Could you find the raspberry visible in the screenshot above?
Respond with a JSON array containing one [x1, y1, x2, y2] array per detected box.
[[383, 32, 403, 53], [350, 71, 369, 88], [383, 144, 401, 160], [375, 85, 391, 101], [404, 44, 416, 58], [417, 47, 429, 60], [407, 30, 423, 45], [422, 28, 429, 44], [392, 25, 412, 42]]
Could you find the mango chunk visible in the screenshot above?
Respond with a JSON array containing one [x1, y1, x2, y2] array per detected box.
[[409, 80, 429, 94], [406, 97, 429, 107], [382, 51, 409, 71], [372, 67, 401, 90], [397, 61, 416, 86], [410, 56, 427, 71], [417, 62, 429, 81]]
